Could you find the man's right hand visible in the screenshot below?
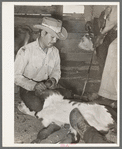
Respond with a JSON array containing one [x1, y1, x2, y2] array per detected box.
[[34, 82, 47, 93], [94, 33, 105, 48]]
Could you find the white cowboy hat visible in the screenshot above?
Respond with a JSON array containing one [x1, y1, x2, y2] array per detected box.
[[33, 17, 68, 40]]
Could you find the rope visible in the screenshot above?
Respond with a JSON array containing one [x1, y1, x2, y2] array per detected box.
[[81, 25, 96, 98]]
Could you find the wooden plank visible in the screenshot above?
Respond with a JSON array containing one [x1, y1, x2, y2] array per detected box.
[[63, 20, 86, 33], [63, 14, 85, 21], [14, 5, 58, 14], [14, 16, 86, 33], [14, 5, 63, 20], [60, 53, 93, 62], [66, 33, 86, 39], [59, 78, 100, 94], [14, 16, 43, 29]]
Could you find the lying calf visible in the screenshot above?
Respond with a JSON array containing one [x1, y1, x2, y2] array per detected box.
[[18, 90, 116, 143]]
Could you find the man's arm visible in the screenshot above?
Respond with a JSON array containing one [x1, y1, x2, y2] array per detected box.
[[101, 5, 117, 34], [94, 6, 117, 47], [14, 47, 37, 91]]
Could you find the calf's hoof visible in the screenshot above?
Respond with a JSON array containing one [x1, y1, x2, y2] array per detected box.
[[37, 128, 50, 141]]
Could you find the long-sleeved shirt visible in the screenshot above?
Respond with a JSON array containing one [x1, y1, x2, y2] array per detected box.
[[14, 38, 61, 91]]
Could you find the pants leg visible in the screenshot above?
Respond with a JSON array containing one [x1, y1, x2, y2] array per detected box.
[[96, 29, 117, 77], [83, 127, 112, 143], [98, 38, 117, 100], [20, 87, 44, 112]]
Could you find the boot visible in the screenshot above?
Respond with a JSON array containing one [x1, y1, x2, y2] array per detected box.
[[70, 108, 90, 139]]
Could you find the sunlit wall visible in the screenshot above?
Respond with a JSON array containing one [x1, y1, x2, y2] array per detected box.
[[63, 5, 84, 13]]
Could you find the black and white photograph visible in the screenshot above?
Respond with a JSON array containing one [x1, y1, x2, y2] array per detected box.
[[2, 2, 120, 147]]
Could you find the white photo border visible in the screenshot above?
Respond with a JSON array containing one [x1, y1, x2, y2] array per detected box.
[[2, 1, 120, 147]]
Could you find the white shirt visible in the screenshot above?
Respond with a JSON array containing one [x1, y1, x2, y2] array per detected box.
[[14, 38, 61, 91]]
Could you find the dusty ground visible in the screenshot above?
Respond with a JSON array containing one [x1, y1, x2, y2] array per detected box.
[[14, 61, 117, 144], [14, 93, 44, 143]]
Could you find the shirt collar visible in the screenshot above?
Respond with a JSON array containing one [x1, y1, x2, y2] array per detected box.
[[36, 38, 42, 49]]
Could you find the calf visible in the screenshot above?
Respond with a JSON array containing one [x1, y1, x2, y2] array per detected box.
[[18, 91, 115, 142]]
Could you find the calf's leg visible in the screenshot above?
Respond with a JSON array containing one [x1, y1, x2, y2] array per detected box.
[[31, 123, 61, 143]]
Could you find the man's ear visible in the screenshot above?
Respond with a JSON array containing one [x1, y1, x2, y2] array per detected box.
[[41, 30, 47, 37]]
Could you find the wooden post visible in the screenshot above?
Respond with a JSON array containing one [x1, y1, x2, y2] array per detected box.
[[51, 5, 63, 20]]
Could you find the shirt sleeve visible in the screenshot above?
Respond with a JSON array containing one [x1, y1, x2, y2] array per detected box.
[[101, 5, 117, 34], [14, 47, 37, 91], [49, 49, 61, 83], [84, 5, 93, 22]]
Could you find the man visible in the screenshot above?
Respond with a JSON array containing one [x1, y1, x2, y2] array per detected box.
[[84, 5, 106, 35], [84, 5, 117, 107], [70, 5, 117, 143], [84, 5, 117, 76], [15, 17, 68, 112], [94, 5, 117, 107]]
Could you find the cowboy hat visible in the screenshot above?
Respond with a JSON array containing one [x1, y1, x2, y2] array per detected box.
[[33, 17, 68, 40]]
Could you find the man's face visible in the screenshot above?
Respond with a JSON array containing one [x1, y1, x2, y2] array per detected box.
[[43, 32, 58, 48]]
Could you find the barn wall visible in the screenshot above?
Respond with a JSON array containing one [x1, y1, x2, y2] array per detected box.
[[14, 5, 100, 95]]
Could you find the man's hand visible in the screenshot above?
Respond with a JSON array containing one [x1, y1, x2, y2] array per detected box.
[[85, 21, 93, 31], [45, 78, 57, 89], [111, 101, 117, 109], [94, 33, 105, 48], [34, 82, 47, 93]]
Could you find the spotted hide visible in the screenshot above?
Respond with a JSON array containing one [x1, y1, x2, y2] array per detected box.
[[18, 92, 114, 140]]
